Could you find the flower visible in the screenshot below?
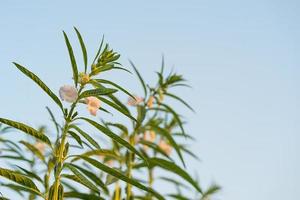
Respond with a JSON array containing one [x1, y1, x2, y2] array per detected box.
[[106, 160, 114, 167], [134, 134, 141, 145], [85, 97, 101, 116], [143, 130, 156, 151], [127, 95, 144, 106], [147, 96, 154, 108], [34, 142, 46, 153], [143, 130, 156, 143], [159, 139, 172, 155], [59, 85, 78, 103]]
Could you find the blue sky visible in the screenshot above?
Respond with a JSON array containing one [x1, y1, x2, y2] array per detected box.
[[0, 1, 299, 199]]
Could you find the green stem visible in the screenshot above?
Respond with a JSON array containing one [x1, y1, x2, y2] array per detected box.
[[52, 121, 69, 199], [50, 85, 84, 200], [126, 135, 134, 200]]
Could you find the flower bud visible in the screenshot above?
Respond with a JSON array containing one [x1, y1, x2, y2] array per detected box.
[[79, 73, 90, 85], [127, 95, 144, 106], [147, 96, 154, 108]]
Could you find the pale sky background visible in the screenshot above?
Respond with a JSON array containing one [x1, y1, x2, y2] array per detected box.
[[0, 1, 299, 200]]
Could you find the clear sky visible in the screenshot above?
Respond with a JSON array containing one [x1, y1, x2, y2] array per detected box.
[[0, 1, 299, 200]]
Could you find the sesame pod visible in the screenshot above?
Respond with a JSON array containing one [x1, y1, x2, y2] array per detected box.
[[63, 142, 69, 157], [58, 184, 64, 200], [48, 184, 55, 200]]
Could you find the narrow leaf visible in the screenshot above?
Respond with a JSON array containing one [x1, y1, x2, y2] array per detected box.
[[0, 168, 40, 193], [80, 88, 117, 99], [74, 27, 88, 72], [79, 156, 165, 200], [69, 125, 101, 149], [13, 62, 63, 111], [0, 118, 51, 145], [63, 31, 78, 86], [79, 118, 147, 164], [129, 60, 147, 97]]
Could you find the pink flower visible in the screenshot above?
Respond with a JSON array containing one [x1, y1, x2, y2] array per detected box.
[[59, 85, 78, 103], [85, 97, 101, 116], [159, 140, 172, 155], [34, 142, 46, 153], [127, 95, 144, 106], [143, 131, 156, 151]]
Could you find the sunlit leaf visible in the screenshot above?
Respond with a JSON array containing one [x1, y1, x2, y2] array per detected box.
[[69, 125, 100, 150], [78, 156, 165, 200], [0, 118, 51, 145], [65, 163, 99, 192], [13, 62, 63, 111], [79, 118, 147, 164], [63, 31, 79, 86], [0, 168, 40, 194], [129, 60, 147, 97], [74, 27, 88, 72]]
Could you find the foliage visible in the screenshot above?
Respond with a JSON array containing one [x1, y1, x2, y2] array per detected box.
[[0, 28, 220, 200]]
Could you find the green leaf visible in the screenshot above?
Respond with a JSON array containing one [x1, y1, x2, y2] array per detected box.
[[1, 183, 41, 197], [97, 96, 136, 121], [64, 191, 104, 200], [201, 184, 221, 200], [13, 62, 63, 111], [72, 149, 120, 162], [148, 158, 202, 193], [92, 35, 104, 65], [106, 122, 128, 134], [80, 88, 117, 98], [79, 156, 165, 200], [46, 106, 61, 136], [139, 140, 172, 160], [149, 125, 186, 167], [159, 177, 190, 190], [65, 163, 99, 192], [0, 118, 51, 145], [165, 92, 195, 112], [68, 131, 83, 147], [69, 125, 101, 149], [129, 60, 147, 97], [74, 27, 88, 73], [168, 194, 190, 200], [66, 164, 109, 194], [95, 79, 135, 99], [79, 118, 147, 164], [63, 31, 78, 86], [15, 166, 43, 183], [0, 168, 40, 194], [19, 141, 45, 162], [0, 155, 32, 163], [160, 103, 186, 136], [137, 105, 146, 126]]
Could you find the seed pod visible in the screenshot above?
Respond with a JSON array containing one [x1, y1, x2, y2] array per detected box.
[[48, 184, 55, 200], [63, 142, 69, 157], [58, 184, 64, 200]]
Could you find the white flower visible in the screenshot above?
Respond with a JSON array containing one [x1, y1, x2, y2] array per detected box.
[[59, 85, 78, 103], [85, 97, 101, 116]]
